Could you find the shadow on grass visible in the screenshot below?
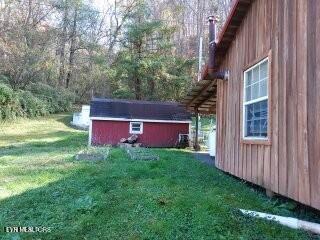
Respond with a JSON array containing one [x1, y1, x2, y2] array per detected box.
[[0, 165, 111, 239]]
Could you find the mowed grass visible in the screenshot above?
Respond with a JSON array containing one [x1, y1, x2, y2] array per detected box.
[[0, 115, 317, 239]]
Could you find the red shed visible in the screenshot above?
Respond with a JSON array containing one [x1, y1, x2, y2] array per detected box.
[[89, 98, 191, 147]]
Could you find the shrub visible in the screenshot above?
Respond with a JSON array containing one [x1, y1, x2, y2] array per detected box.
[[17, 90, 48, 117], [0, 82, 75, 121], [0, 83, 13, 105], [0, 75, 9, 84], [0, 84, 23, 120], [26, 82, 75, 113]]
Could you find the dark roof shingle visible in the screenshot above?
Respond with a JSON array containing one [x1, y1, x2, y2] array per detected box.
[[90, 98, 191, 121]]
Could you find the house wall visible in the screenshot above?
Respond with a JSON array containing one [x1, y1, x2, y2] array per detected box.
[[215, 0, 320, 209], [91, 120, 189, 147]]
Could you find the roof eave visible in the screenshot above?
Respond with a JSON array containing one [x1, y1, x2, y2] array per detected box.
[[180, 0, 253, 113]]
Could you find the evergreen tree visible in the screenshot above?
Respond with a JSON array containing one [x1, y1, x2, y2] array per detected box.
[[111, 0, 194, 101]]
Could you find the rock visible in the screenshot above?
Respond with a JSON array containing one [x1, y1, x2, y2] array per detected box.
[[118, 135, 138, 145], [127, 134, 138, 144]]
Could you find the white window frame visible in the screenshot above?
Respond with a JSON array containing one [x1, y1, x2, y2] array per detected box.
[[243, 57, 269, 140], [129, 122, 143, 134]]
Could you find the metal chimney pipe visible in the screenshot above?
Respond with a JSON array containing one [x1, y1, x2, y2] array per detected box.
[[208, 16, 216, 76], [208, 16, 216, 43]]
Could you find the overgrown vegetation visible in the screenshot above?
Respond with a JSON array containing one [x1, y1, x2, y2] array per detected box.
[[0, 114, 318, 239], [0, 83, 74, 120], [0, 0, 233, 106]]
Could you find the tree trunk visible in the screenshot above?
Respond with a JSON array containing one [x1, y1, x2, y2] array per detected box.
[[135, 38, 142, 100], [66, 8, 77, 89], [58, 3, 68, 86], [148, 78, 155, 100], [134, 41, 142, 100], [134, 15, 142, 100]]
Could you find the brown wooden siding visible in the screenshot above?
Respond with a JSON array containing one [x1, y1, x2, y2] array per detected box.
[[215, 0, 320, 210]]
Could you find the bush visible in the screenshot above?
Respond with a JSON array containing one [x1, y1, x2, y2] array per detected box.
[[17, 90, 48, 117], [0, 83, 23, 120], [0, 83, 14, 105], [0, 82, 76, 121], [26, 82, 75, 113], [0, 75, 9, 84]]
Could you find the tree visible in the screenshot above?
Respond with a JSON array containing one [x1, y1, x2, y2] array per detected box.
[[65, 4, 78, 88], [57, 0, 69, 86], [0, 0, 231, 103], [111, 0, 194, 101], [0, 0, 57, 88]]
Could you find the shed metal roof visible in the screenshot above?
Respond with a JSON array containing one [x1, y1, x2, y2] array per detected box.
[[90, 98, 191, 121]]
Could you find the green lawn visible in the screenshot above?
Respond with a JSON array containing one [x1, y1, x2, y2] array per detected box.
[[0, 114, 317, 239]]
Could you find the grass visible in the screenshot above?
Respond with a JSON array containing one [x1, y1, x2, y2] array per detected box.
[[0, 114, 318, 239]]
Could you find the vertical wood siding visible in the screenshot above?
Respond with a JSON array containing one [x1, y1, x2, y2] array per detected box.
[[216, 0, 320, 210]]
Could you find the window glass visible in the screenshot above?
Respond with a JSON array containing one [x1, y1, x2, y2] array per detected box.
[[260, 61, 268, 79], [246, 70, 252, 86], [259, 80, 267, 98], [245, 100, 268, 137], [252, 67, 259, 83], [130, 122, 142, 133], [244, 59, 268, 139], [251, 82, 259, 99], [132, 123, 141, 128], [245, 86, 251, 101]]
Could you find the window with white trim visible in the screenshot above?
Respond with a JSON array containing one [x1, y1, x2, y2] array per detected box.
[[130, 122, 143, 134], [243, 58, 268, 139]]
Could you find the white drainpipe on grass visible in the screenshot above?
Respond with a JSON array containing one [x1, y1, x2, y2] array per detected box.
[[239, 209, 320, 235]]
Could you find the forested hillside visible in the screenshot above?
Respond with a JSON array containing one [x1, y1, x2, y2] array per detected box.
[[0, 0, 231, 119]]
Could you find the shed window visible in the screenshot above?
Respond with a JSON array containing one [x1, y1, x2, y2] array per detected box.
[[243, 58, 268, 139], [130, 122, 143, 134]]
